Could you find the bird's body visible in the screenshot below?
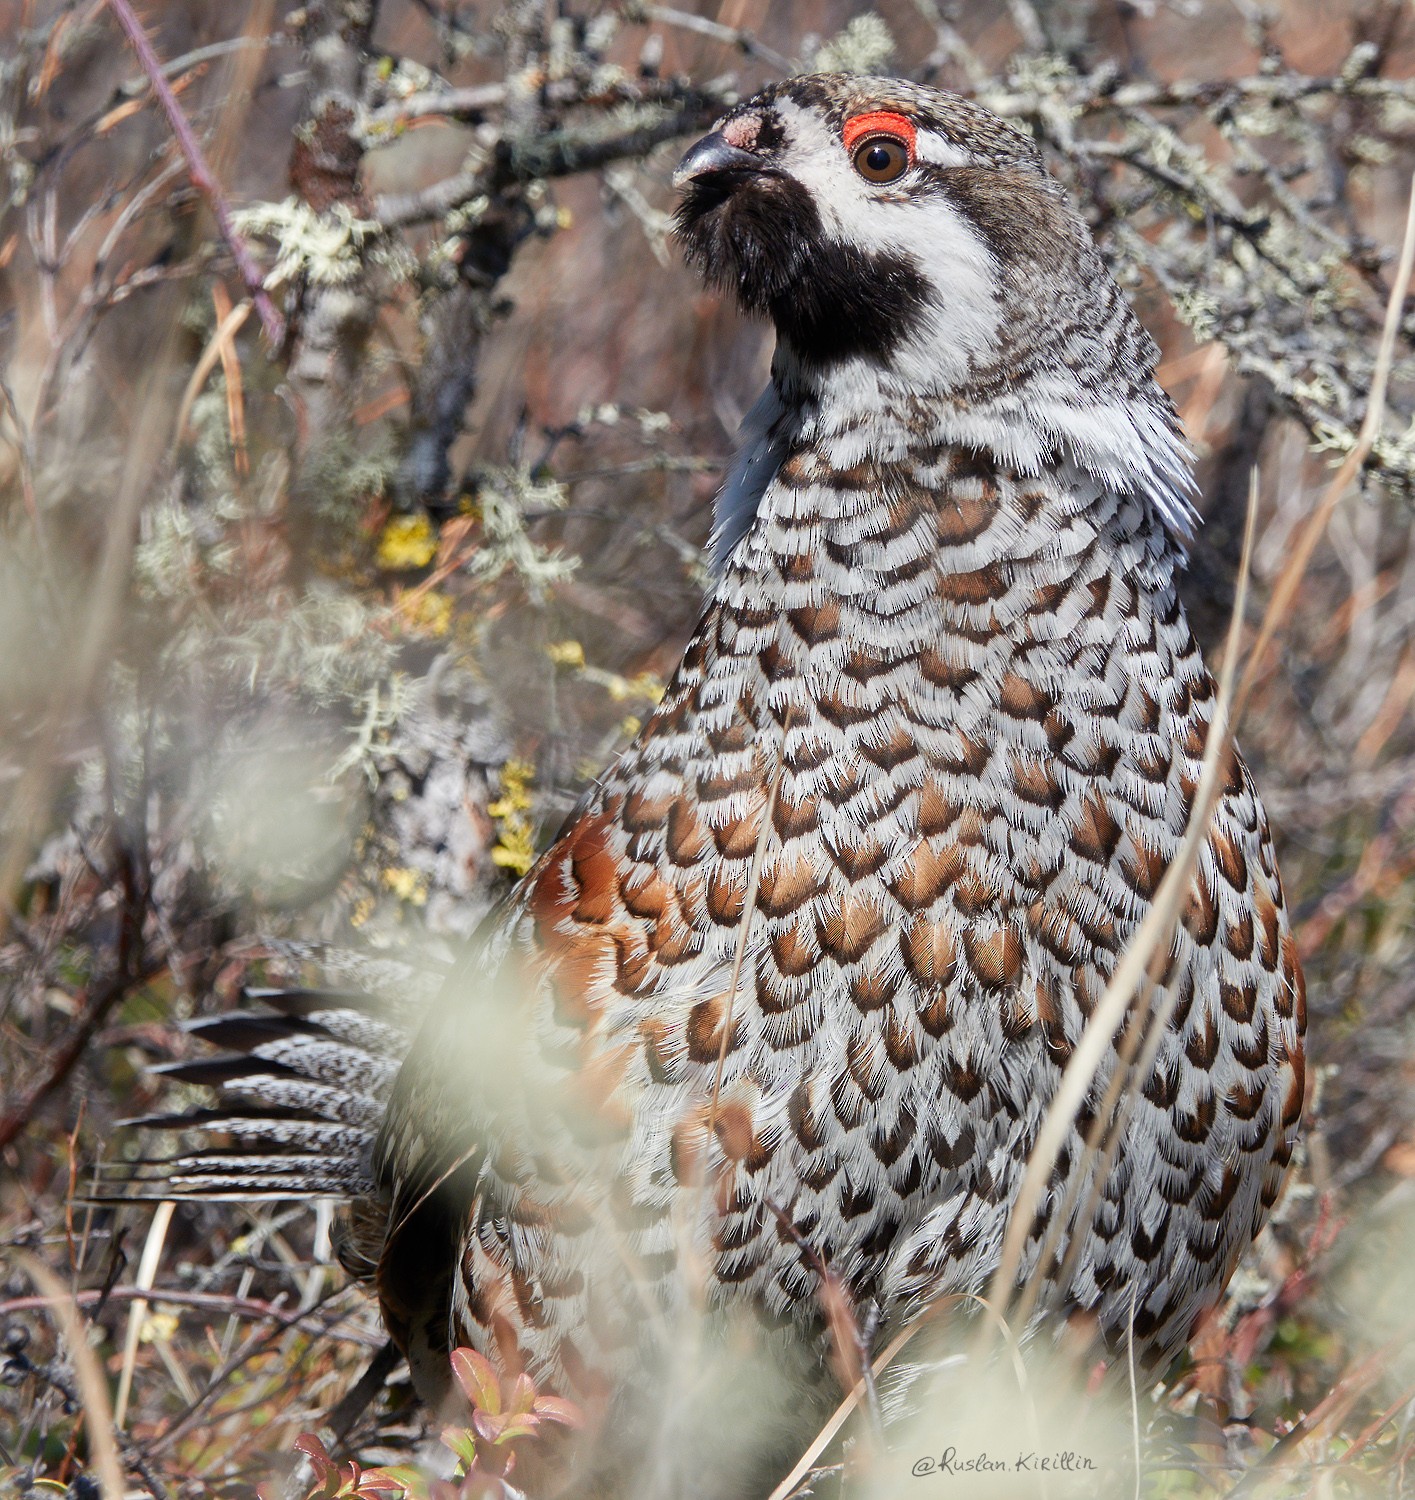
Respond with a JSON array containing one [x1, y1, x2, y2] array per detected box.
[[131, 74, 1306, 1471]]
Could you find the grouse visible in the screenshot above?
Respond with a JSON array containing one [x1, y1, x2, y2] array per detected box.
[[124, 72, 1306, 1473]]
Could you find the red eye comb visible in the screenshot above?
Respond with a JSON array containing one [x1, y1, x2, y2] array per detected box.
[[842, 111, 917, 159]]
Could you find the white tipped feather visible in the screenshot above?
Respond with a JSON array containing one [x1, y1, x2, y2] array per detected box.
[[102, 989, 418, 1204]]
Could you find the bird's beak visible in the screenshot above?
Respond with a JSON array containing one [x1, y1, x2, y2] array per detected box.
[[672, 132, 763, 190]]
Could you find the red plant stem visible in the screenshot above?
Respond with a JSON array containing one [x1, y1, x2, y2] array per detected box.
[[104, 0, 285, 345]]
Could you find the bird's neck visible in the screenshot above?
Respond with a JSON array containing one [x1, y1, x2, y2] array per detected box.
[[711, 358, 1186, 626], [708, 344, 1197, 578], [698, 436, 1193, 819], [718, 436, 1183, 634]]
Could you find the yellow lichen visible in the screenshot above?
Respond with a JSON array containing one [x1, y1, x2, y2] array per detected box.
[[604, 670, 664, 704], [546, 638, 586, 668], [401, 590, 452, 636], [377, 514, 438, 571], [140, 1311, 179, 1345], [382, 866, 428, 905], [488, 757, 537, 876]]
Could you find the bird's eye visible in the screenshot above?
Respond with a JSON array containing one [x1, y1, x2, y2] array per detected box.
[[842, 110, 916, 182], [851, 133, 910, 184]]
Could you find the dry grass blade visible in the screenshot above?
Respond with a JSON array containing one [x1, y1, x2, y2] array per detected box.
[[210, 282, 250, 478], [767, 1292, 1039, 1500], [766, 1322, 922, 1500], [1021, 480, 1263, 1339], [173, 296, 253, 446], [1234, 172, 1415, 726], [114, 1197, 174, 1428], [16, 1252, 125, 1499], [975, 458, 1261, 1367]]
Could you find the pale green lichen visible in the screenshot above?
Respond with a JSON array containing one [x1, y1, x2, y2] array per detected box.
[[229, 585, 397, 705], [234, 198, 385, 289], [330, 677, 409, 787], [805, 14, 895, 76], [466, 466, 578, 597]]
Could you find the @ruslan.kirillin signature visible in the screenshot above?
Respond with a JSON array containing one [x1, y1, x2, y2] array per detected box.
[[911, 1448, 1099, 1477]]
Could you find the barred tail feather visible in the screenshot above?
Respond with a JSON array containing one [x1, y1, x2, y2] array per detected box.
[[94, 987, 417, 1203]]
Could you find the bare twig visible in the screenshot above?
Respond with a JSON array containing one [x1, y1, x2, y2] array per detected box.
[[0, 850, 153, 1151], [102, 0, 284, 344], [372, 97, 723, 227], [0, 1285, 384, 1346], [364, 73, 716, 131], [641, 4, 793, 73]]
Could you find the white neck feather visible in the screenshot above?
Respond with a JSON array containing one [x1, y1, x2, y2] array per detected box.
[[710, 351, 1197, 580]]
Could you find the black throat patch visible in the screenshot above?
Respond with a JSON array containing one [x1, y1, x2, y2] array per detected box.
[[675, 169, 933, 365]]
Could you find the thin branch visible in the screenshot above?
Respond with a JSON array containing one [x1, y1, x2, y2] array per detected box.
[[373, 96, 724, 227], [0, 848, 154, 1152], [102, 0, 283, 344], [0, 1285, 384, 1346], [640, 4, 793, 73], [364, 73, 711, 131]]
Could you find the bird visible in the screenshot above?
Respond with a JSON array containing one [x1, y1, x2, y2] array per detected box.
[[121, 73, 1306, 1487]]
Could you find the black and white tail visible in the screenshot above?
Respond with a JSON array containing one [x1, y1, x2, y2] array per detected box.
[[99, 986, 421, 1203]]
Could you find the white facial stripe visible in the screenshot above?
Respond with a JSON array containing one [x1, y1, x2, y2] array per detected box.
[[853, 202, 1001, 388], [772, 97, 864, 227], [912, 135, 975, 169]]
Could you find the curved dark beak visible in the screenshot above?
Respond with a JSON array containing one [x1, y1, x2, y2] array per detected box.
[[672, 132, 764, 190]]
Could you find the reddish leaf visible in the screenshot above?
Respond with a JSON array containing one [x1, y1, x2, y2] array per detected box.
[[450, 1348, 501, 1414], [531, 1395, 585, 1430], [506, 1372, 536, 1416]]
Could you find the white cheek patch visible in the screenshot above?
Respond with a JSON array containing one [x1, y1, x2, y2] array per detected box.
[[853, 199, 1002, 389], [771, 98, 865, 235], [771, 99, 1002, 389]]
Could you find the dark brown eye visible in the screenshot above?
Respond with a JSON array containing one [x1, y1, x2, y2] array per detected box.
[[852, 135, 910, 183]]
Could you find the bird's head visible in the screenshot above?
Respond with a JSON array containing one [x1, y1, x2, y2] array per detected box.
[[674, 75, 1196, 538], [673, 74, 1049, 375]]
